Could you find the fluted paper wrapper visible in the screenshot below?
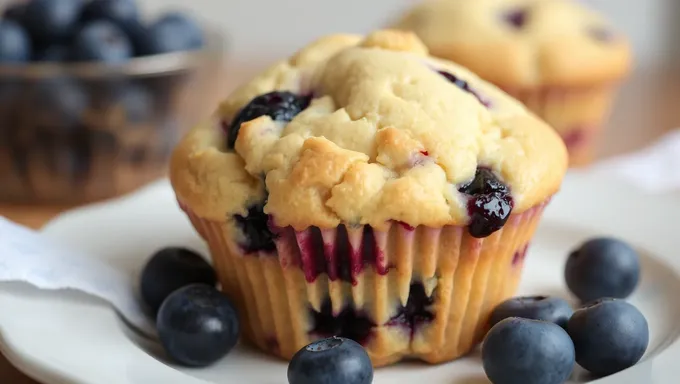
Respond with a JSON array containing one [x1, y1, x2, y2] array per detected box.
[[504, 85, 618, 167], [182, 202, 546, 367]]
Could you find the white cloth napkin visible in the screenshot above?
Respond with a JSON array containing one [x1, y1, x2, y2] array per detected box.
[[586, 129, 680, 193], [0, 129, 678, 338]]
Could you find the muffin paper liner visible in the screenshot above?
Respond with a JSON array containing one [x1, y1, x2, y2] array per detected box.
[[181, 201, 547, 367], [503, 85, 618, 167]]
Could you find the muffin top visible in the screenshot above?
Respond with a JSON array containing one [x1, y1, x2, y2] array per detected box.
[[391, 0, 632, 87], [171, 30, 567, 233]]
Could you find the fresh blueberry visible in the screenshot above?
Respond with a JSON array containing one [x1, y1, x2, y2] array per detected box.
[[288, 337, 373, 384], [490, 296, 574, 329], [71, 21, 133, 63], [459, 168, 514, 238], [80, 0, 138, 26], [121, 19, 153, 56], [157, 284, 240, 367], [33, 45, 71, 62], [145, 12, 205, 55], [140, 247, 217, 314], [233, 203, 278, 254], [0, 20, 31, 63], [227, 91, 311, 149], [28, 77, 88, 128], [24, 0, 82, 45], [3, 3, 28, 25], [482, 317, 575, 384], [567, 298, 648, 376], [101, 81, 155, 123], [565, 237, 640, 303]]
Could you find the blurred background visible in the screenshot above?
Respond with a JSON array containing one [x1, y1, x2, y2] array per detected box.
[[0, 0, 678, 209]]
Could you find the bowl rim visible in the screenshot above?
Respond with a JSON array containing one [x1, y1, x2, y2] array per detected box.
[[0, 29, 228, 79]]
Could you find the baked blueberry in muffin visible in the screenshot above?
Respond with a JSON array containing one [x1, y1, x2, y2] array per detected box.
[[171, 30, 567, 366]]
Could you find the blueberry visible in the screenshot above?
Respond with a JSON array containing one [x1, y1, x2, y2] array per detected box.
[[0, 20, 31, 63], [24, 0, 82, 45], [288, 337, 373, 384], [233, 203, 278, 254], [33, 45, 71, 62], [71, 21, 133, 63], [140, 247, 217, 314], [227, 91, 311, 149], [101, 81, 155, 123], [459, 168, 514, 238], [310, 300, 375, 346], [3, 3, 28, 25], [145, 12, 205, 55], [157, 284, 240, 367], [482, 317, 575, 384], [28, 78, 88, 128], [565, 237, 640, 303], [489, 296, 574, 329], [503, 9, 530, 29], [567, 298, 648, 376], [121, 19, 154, 57], [80, 0, 138, 26]]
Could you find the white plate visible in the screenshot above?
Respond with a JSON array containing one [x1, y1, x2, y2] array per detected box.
[[2, 172, 680, 384]]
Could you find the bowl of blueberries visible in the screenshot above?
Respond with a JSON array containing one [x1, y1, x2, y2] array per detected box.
[[0, 0, 226, 203]]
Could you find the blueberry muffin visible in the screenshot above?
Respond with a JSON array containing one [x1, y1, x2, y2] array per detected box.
[[170, 30, 568, 367], [392, 0, 632, 166]]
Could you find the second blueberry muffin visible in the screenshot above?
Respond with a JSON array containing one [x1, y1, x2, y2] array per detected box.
[[171, 30, 568, 367], [392, 0, 633, 166]]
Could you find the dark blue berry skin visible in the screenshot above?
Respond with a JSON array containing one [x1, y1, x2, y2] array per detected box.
[[3, 3, 28, 25], [145, 12, 205, 55], [459, 168, 514, 238], [482, 317, 575, 384], [157, 284, 240, 367], [24, 0, 83, 45], [102, 82, 154, 123], [288, 337, 373, 384], [34, 45, 71, 62], [234, 203, 278, 254], [29, 78, 88, 128], [121, 20, 153, 57], [565, 237, 640, 303], [71, 21, 133, 63], [80, 0, 138, 26], [0, 20, 31, 63], [140, 247, 217, 314], [489, 296, 574, 329], [227, 91, 311, 149], [567, 298, 649, 376]]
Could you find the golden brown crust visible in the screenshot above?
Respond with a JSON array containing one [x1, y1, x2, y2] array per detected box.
[[391, 0, 633, 87], [170, 30, 568, 228]]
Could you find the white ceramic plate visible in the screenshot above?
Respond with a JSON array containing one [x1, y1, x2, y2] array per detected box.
[[1, 172, 680, 384]]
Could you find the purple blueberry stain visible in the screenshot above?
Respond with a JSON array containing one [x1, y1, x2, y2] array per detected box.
[[503, 8, 529, 29], [309, 299, 376, 346], [226, 91, 312, 149], [294, 225, 389, 285], [233, 203, 278, 254], [512, 244, 530, 266], [459, 168, 514, 238], [589, 26, 616, 43], [265, 336, 280, 353], [387, 282, 435, 339], [438, 71, 491, 107]]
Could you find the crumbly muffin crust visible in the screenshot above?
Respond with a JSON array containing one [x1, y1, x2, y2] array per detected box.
[[391, 0, 632, 87], [171, 30, 567, 231]]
